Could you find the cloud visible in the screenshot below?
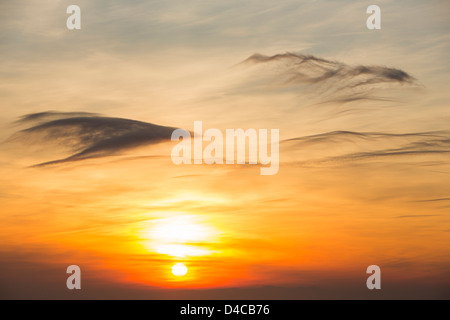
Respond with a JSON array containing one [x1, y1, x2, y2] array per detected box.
[[9, 112, 179, 166], [395, 215, 441, 219], [281, 130, 450, 165], [415, 198, 450, 203], [15, 111, 101, 125], [235, 52, 419, 104]]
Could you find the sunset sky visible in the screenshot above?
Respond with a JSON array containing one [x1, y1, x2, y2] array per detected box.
[[1, 0, 449, 299]]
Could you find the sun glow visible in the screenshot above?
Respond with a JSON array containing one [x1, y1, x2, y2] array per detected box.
[[172, 263, 188, 276], [155, 244, 211, 257], [149, 215, 215, 243], [140, 215, 219, 258], [149, 193, 226, 207]]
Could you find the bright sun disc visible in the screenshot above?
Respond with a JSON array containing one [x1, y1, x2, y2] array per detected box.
[[172, 263, 188, 276]]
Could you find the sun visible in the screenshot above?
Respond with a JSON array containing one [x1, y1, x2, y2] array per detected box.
[[172, 263, 188, 276]]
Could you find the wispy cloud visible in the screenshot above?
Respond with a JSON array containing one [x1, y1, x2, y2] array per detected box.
[[414, 198, 450, 203], [235, 52, 419, 104], [281, 130, 450, 165], [8, 112, 179, 166], [395, 215, 441, 219], [15, 111, 101, 124]]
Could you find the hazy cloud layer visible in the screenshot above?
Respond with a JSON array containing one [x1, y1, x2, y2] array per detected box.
[[9, 112, 178, 166]]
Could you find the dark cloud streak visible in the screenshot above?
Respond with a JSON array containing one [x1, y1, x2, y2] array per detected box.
[[15, 111, 101, 124], [9, 112, 179, 167], [237, 52, 419, 104]]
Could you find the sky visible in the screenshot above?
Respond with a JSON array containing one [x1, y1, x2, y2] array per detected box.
[[0, 0, 449, 299]]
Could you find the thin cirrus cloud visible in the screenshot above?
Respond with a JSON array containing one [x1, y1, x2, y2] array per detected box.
[[234, 52, 419, 104], [281, 130, 450, 165], [415, 198, 450, 203], [8, 111, 179, 167]]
